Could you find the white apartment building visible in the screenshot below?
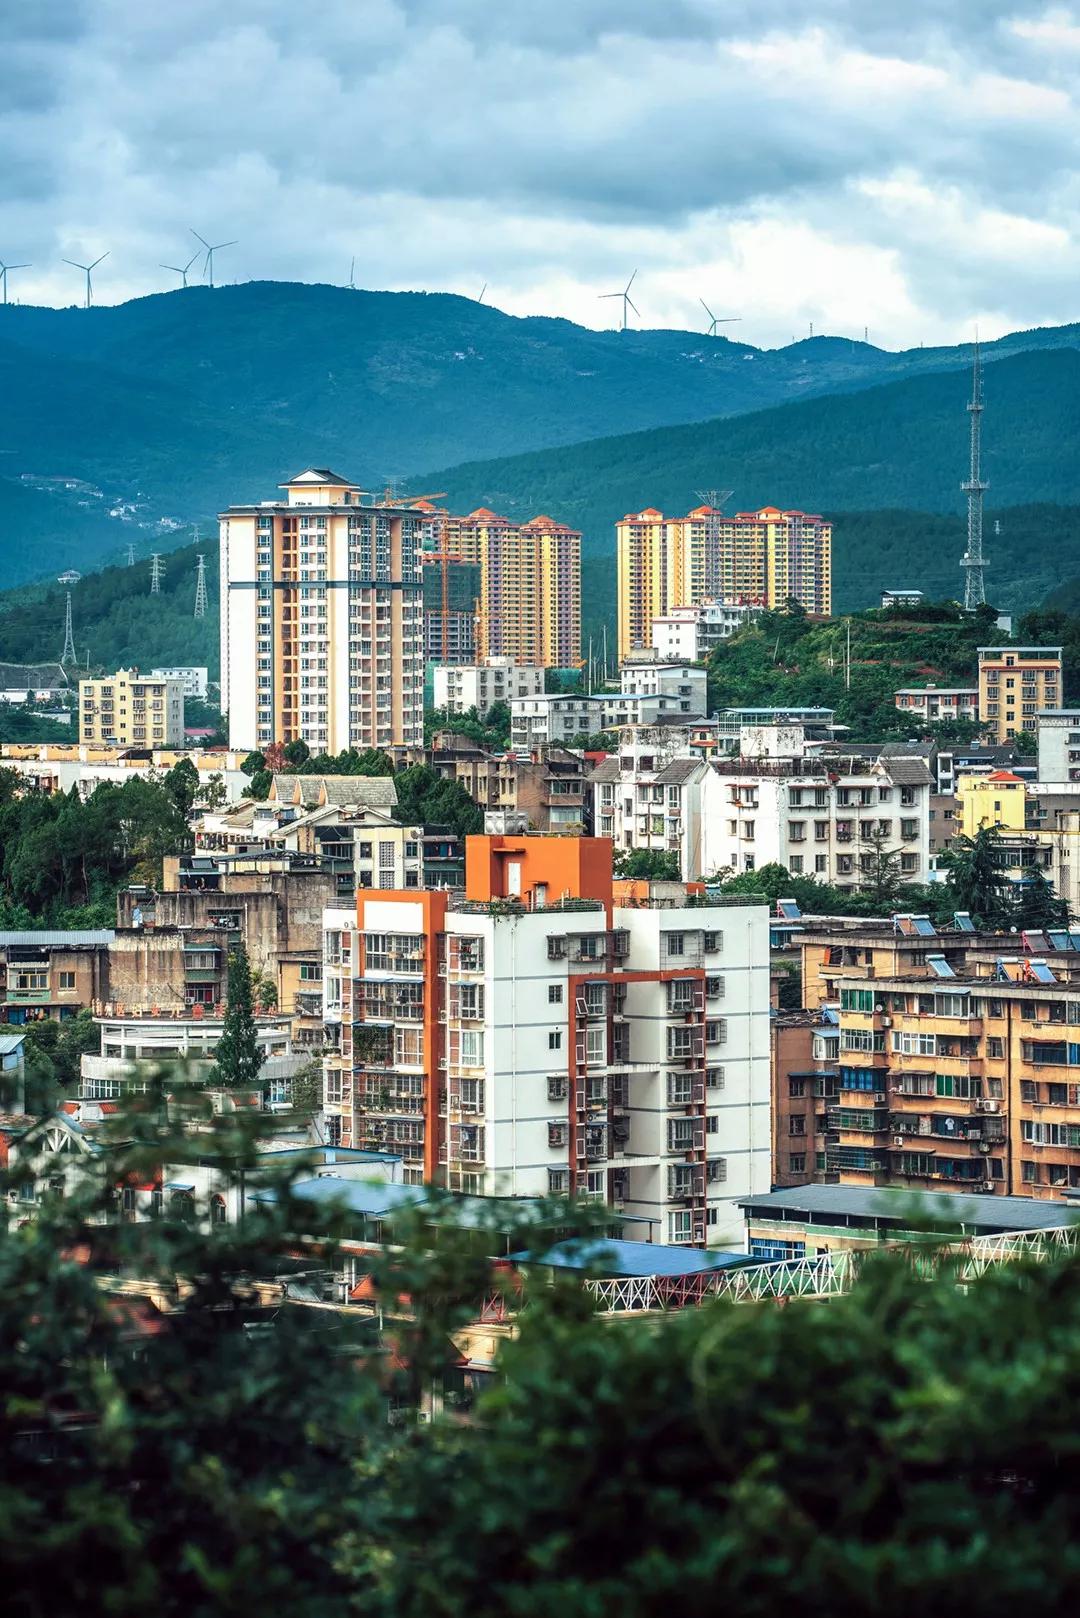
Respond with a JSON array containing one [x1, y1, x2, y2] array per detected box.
[[590, 730, 710, 879], [699, 729, 933, 886], [510, 693, 605, 750], [1037, 710, 1080, 784], [651, 602, 761, 662], [220, 468, 425, 754], [151, 667, 210, 700], [318, 840, 771, 1245], [432, 659, 545, 716], [618, 662, 708, 711]]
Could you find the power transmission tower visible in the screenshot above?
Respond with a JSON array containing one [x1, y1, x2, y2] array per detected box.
[[60, 591, 77, 666], [694, 487, 734, 511], [961, 340, 988, 610], [193, 554, 208, 619], [126, 542, 135, 566], [150, 554, 164, 595]]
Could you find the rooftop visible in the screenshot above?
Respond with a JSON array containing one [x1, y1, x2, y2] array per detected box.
[[515, 1237, 750, 1278], [739, 1183, 1080, 1234], [0, 930, 115, 949]]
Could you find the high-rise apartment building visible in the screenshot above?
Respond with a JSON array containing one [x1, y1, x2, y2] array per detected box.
[[616, 504, 832, 660], [421, 554, 481, 664], [977, 646, 1063, 743], [79, 669, 185, 747], [320, 835, 770, 1244], [425, 507, 581, 668], [220, 469, 425, 753]]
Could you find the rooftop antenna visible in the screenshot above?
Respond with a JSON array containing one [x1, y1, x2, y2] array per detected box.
[[58, 572, 81, 666], [600, 269, 639, 332], [62, 252, 108, 308], [477, 282, 487, 303], [0, 261, 30, 305], [193, 554, 208, 619], [160, 251, 199, 289], [150, 553, 164, 595], [699, 298, 741, 336], [190, 229, 236, 289], [961, 335, 988, 610]]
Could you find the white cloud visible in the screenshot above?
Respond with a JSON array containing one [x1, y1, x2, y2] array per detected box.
[[1, 1, 1080, 348]]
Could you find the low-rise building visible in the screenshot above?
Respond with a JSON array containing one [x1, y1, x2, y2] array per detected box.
[[0, 930, 112, 1026], [80, 668, 186, 748], [0, 662, 70, 705], [589, 731, 710, 877], [433, 741, 588, 834], [433, 659, 545, 716], [151, 667, 210, 700], [651, 601, 761, 662], [894, 685, 979, 724], [770, 1008, 838, 1187], [618, 662, 707, 712], [0, 744, 251, 802], [881, 589, 925, 610], [510, 694, 604, 750], [715, 706, 837, 744]]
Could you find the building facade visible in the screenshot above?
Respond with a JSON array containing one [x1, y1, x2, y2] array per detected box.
[[977, 646, 1063, 743], [430, 507, 581, 669], [894, 685, 979, 724], [320, 836, 771, 1244], [510, 694, 605, 750], [220, 469, 425, 754], [79, 669, 185, 748], [1037, 710, 1080, 784], [617, 504, 832, 660], [421, 553, 481, 665], [150, 667, 210, 700], [651, 601, 762, 662], [433, 660, 545, 716]]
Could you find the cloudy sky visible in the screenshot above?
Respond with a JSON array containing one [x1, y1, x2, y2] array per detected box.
[[2, 0, 1079, 348]]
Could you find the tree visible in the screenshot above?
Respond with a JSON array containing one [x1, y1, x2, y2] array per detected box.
[[163, 758, 200, 819], [1014, 728, 1038, 756], [859, 828, 903, 909], [283, 739, 310, 767], [940, 826, 1012, 927], [209, 943, 265, 1094], [613, 849, 681, 880], [393, 765, 483, 838], [1012, 866, 1070, 931]]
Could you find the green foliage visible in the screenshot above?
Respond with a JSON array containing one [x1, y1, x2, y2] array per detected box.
[[20, 1012, 101, 1111], [426, 703, 511, 751], [710, 860, 947, 922], [938, 827, 1015, 929], [613, 849, 681, 880], [0, 769, 190, 924], [209, 943, 265, 1094], [392, 765, 483, 839]]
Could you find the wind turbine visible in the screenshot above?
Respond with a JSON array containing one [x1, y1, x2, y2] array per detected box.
[[0, 261, 30, 305], [477, 282, 487, 303], [190, 229, 236, 288], [160, 252, 199, 289], [349, 256, 356, 289], [600, 269, 640, 332], [63, 253, 108, 308], [700, 298, 741, 336]]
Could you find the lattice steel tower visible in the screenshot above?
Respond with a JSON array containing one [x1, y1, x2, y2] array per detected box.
[[150, 554, 164, 595], [60, 592, 77, 665], [193, 554, 208, 619], [960, 340, 988, 610]]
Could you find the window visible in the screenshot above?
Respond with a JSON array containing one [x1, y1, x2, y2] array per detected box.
[[789, 1077, 806, 1097], [790, 856, 804, 874], [705, 1115, 719, 1135], [789, 1115, 806, 1136], [548, 984, 563, 1004], [669, 1209, 692, 1243], [547, 1075, 569, 1101], [58, 971, 76, 990], [548, 1169, 569, 1194], [548, 1031, 562, 1051], [706, 1019, 727, 1046], [703, 932, 721, 952], [987, 1036, 1004, 1059], [789, 1154, 806, 1174], [840, 988, 874, 1012], [665, 933, 685, 956]]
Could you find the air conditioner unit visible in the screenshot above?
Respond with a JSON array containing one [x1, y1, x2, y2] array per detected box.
[[881, 1017, 893, 1028], [982, 1180, 995, 1192], [893, 1134, 905, 1147]]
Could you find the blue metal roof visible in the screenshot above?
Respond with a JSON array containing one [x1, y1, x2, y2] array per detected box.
[[0, 930, 114, 948], [514, 1237, 751, 1278], [0, 1033, 26, 1055], [250, 1176, 426, 1220]]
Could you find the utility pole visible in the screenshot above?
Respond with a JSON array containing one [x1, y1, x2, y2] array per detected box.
[[150, 554, 164, 595], [961, 340, 988, 610]]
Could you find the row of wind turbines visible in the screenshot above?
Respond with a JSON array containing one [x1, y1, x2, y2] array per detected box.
[[599, 268, 739, 335], [0, 229, 237, 309]]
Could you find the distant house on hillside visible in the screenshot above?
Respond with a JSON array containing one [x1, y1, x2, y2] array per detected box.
[[0, 663, 69, 705]]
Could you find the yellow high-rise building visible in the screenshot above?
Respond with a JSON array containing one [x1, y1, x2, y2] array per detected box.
[[977, 646, 1063, 743], [433, 507, 581, 668], [616, 504, 832, 661]]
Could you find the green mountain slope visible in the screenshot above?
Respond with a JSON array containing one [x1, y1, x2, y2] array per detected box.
[[3, 281, 1080, 586]]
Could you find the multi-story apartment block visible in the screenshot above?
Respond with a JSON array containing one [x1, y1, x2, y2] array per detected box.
[[894, 685, 979, 724], [651, 600, 762, 662], [1037, 709, 1080, 783], [220, 469, 425, 754], [421, 553, 481, 664], [770, 1008, 839, 1186], [510, 693, 604, 750], [618, 662, 707, 714], [698, 732, 932, 886], [977, 646, 1063, 743], [832, 953, 1080, 1200], [589, 725, 710, 878], [617, 504, 832, 660], [319, 836, 770, 1243], [715, 706, 837, 744], [426, 506, 581, 669], [797, 913, 980, 1010], [80, 669, 185, 748], [433, 659, 545, 716]]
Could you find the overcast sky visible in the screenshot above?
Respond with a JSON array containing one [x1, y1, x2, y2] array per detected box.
[[2, 0, 1079, 348]]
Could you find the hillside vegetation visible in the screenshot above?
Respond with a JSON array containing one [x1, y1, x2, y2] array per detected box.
[[3, 283, 1080, 584]]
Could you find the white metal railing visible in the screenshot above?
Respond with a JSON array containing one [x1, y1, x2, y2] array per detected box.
[[583, 1225, 1080, 1312]]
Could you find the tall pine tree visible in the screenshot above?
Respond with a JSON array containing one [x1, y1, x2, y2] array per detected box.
[[210, 942, 265, 1095]]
